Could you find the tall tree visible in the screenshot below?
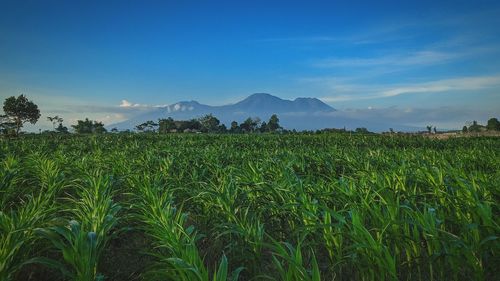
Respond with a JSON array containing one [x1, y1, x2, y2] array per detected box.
[[259, 121, 268, 132], [217, 123, 227, 133], [2, 95, 40, 135], [486, 117, 500, 131], [199, 114, 220, 133], [55, 123, 69, 134], [158, 117, 176, 133], [267, 114, 281, 132], [0, 115, 16, 135], [240, 117, 260, 132], [136, 120, 158, 132], [230, 121, 239, 133], [469, 120, 481, 132], [72, 118, 107, 134], [47, 115, 64, 130]]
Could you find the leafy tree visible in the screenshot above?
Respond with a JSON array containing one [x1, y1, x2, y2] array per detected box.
[[158, 117, 176, 133], [0, 115, 16, 135], [199, 114, 220, 133], [230, 121, 240, 133], [355, 127, 369, 134], [72, 118, 107, 134], [47, 115, 63, 130], [267, 114, 281, 132], [469, 120, 482, 132], [2, 95, 41, 135], [486, 117, 500, 131], [136, 120, 158, 132], [259, 121, 268, 133], [462, 126, 468, 133], [426, 125, 432, 133], [217, 123, 227, 133], [240, 117, 260, 132], [169, 119, 202, 132], [55, 123, 69, 134], [185, 119, 202, 131]]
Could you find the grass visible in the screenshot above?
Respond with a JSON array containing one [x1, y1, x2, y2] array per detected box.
[[0, 133, 498, 281]]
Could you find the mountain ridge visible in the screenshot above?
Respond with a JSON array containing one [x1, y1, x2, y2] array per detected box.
[[110, 93, 417, 132]]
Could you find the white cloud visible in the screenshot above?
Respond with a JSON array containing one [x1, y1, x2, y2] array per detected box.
[[119, 100, 132, 107], [119, 99, 170, 109], [319, 75, 500, 102], [334, 106, 498, 129], [380, 75, 500, 97], [119, 99, 143, 108], [313, 51, 458, 68]]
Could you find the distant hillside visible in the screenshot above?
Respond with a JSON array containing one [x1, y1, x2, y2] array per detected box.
[[110, 93, 417, 132]]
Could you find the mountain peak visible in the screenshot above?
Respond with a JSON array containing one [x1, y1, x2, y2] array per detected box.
[[232, 93, 334, 113], [242, 93, 284, 103], [111, 93, 336, 130], [247, 93, 277, 98]]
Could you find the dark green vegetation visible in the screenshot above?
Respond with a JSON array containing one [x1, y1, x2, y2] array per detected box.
[[0, 95, 40, 136], [1, 134, 499, 281]]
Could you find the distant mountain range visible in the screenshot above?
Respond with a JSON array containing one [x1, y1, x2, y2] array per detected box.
[[110, 93, 417, 132]]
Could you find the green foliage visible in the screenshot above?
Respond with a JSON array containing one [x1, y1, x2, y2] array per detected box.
[[136, 120, 158, 132], [230, 121, 239, 133], [486, 117, 500, 131], [1, 95, 40, 135], [72, 118, 107, 134], [355, 127, 370, 134], [158, 117, 176, 133], [199, 114, 221, 133], [240, 117, 260, 132], [55, 123, 69, 133], [267, 114, 281, 132], [0, 134, 498, 281], [31, 172, 121, 281], [0, 156, 63, 280], [468, 120, 484, 133]]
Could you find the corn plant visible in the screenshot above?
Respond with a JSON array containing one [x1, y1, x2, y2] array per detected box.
[[31, 171, 120, 281], [0, 133, 498, 281], [0, 155, 64, 281], [128, 174, 244, 281], [266, 239, 321, 281]]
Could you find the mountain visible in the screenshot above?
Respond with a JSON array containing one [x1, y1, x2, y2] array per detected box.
[[230, 93, 334, 113], [110, 93, 417, 132]]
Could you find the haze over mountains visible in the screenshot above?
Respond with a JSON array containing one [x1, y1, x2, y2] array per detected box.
[[111, 93, 418, 132]]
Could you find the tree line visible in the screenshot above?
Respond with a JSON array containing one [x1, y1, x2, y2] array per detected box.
[[0, 95, 284, 135], [1, 94, 499, 136], [134, 114, 282, 134], [462, 119, 500, 133]]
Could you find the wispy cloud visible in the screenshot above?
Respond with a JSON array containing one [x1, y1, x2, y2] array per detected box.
[[119, 99, 169, 108], [327, 106, 498, 129], [313, 51, 458, 68], [119, 100, 143, 107], [256, 21, 425, 46], [319, 75, 500, 102]]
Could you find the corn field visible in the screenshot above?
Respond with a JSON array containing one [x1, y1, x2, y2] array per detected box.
[[0, 134, 498, 281]]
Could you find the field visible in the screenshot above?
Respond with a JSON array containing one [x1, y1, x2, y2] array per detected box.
[[1, 134, 499, 281]]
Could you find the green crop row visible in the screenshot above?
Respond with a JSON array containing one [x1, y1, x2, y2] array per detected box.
[[0, 134, 498, 280]]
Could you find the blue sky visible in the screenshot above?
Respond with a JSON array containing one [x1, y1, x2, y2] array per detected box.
[[1, 0, 499, 130]]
